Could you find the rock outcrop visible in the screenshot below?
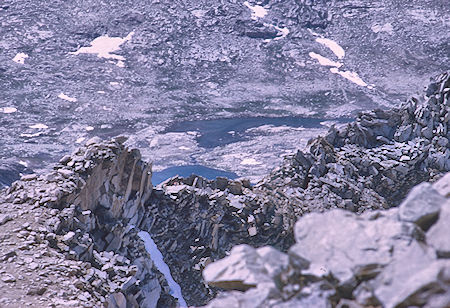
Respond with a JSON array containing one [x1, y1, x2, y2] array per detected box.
[[0, 137, 170, 307], [203, 173, 450, 308]]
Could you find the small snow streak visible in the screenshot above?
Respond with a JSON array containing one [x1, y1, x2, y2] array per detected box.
[[137, 231, 187, 307], [58, 93, 77, 102], [244, 1, 268, 20], [29, 123, 48, 129], [315, 38, 345, 59], [1, 107, 17, 114], [330, 67, 368, 87], [309, 52, 342, 67]]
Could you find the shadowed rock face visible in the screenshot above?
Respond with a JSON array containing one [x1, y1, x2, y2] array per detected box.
[[0, 160, 32, 189], [1, 0, 449, 180]]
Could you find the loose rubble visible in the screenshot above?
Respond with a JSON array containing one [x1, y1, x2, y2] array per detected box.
[[0, 72, 449, 307]]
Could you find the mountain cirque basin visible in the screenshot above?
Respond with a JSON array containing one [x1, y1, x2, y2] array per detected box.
[[1, 0, 449, 184]]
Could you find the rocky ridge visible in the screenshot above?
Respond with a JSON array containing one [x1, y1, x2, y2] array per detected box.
[[0, 71, 448, 307], [202, 172, 450, 307], [251, 71, 450, 232], [144, 71, 449, 305], [0, 137, 172, 307]]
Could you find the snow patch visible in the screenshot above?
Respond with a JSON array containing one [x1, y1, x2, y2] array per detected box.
[[137, 231, 187, 307], [273, 25, 290, 40], [29, 123, 48, 129], [12, 52, 28, 64], [1, 107, 17, 114], [246, 125, 305, 134], [309, 52, 342, 67], [315, 38, 345, 59], [330, 67, 369, 87], [241, 158, 262, 165], [70, 32, 134, 65], [58, 93, 77, 102], [371, 23, 394, 34], [20, 132, 43, 138], [244, 1, 268, 20], [76, 137, 86, 144]]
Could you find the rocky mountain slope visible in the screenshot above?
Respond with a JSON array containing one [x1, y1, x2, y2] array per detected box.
[[0, 71, 449, 307], [2, 0, 449, 181]]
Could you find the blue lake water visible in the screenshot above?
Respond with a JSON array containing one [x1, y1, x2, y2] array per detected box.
[[165, 116, 352, 148], [152, 165, 238, 185]]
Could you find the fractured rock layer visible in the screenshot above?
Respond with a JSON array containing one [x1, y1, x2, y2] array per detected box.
[[1, 137, 169, 307]]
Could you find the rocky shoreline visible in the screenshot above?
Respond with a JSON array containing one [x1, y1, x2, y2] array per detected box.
[[0, 72, 449, 307]]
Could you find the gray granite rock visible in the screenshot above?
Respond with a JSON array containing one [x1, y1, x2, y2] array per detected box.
[[427, 201, 450, 258], [374, 241, 449, 308], [203, 244, 288, 291], [398, 183, 445, 230], [290, 209, 409, 293], [433, 173, 450, 198]]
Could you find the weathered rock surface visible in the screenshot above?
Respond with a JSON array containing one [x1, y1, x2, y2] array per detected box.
[[398, 182, 444, 230], [251, 71, 450, 234], [204, 173, 450, 308]]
